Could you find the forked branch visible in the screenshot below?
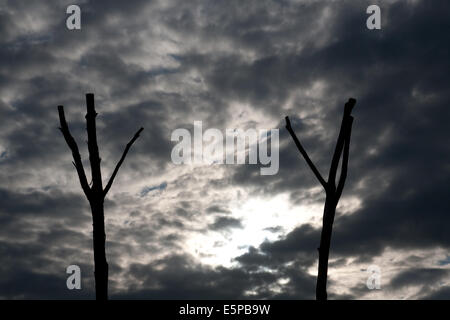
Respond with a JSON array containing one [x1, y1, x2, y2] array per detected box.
[[335, 116, 353, 202], [103, 127, 144, 197], [327, 98, 356, 190], [58, 105, 91, 198], [285, 97, 356, 301], [285, 116, 327, 189], [57, 93, 143, 300]]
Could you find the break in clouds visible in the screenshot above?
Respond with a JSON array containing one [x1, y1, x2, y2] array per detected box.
[[0, 0, 450, 299]]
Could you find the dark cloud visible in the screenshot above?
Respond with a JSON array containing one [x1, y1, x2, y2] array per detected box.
[[1, 0, 449, 299], [0, 230, 94, 299], [206, 205, 231, 214], [113, 254, 315, 299], [209, 216, 243, 231], [389, 268, 449, 290], [223, 0, 450, 297], [140, 182, 168, 197], [423, 287, 450, 300]]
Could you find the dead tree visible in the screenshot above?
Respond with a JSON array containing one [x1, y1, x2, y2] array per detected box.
[[285, 98, 355, 301], [58, 93, 143, 300]]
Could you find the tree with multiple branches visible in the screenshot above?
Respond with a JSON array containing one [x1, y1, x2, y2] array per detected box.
[[285, 98, 356, 301], [58, 93, 143, 300]]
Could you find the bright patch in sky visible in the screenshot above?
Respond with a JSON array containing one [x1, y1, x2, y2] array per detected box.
[[186, 193, 323, 267]]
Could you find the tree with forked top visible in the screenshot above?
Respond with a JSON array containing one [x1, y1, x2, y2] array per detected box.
[[58, 93, 143, 300], [285, 98, 356, 301]]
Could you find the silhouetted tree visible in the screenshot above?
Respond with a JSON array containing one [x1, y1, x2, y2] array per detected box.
[[285, 98, 355, 301], [58, 93, 143, 300]]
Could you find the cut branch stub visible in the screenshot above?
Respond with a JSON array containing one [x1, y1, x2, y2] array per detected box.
[[344, 98, 356, 117]]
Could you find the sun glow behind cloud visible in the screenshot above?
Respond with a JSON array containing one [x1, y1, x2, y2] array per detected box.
[[186, 192, 323, 267]]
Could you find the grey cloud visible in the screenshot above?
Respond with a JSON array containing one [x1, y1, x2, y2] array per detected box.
[[209, 216, 243, 231], [389, 268, 450, 290], [423, 287, 450, 300], [114, 254, 315, 299], [1, 0, 449, 300], [206, 205, 231, 214]]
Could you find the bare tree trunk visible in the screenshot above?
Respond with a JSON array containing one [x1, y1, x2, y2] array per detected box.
[[91, 198, 108, 300], [316, 195, 336, 301], [58, 93, 143, 300], [285, 98, 356, 301], [85, 94, 108, 300]]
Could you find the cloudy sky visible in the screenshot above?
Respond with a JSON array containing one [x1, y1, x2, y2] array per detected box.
[[0, 0, 449, 299]]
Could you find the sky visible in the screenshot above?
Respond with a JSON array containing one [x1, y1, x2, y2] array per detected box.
[[0, 0, 449, 299]]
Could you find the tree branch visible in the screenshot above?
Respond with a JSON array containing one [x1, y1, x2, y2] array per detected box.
[[335, 116, 353, 202], [58, 105, 91, 199], [85, 93, 103, 194], [328, 98, 356, 190], [103, 127, 144, 197], [285, 116, 327, 189]]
